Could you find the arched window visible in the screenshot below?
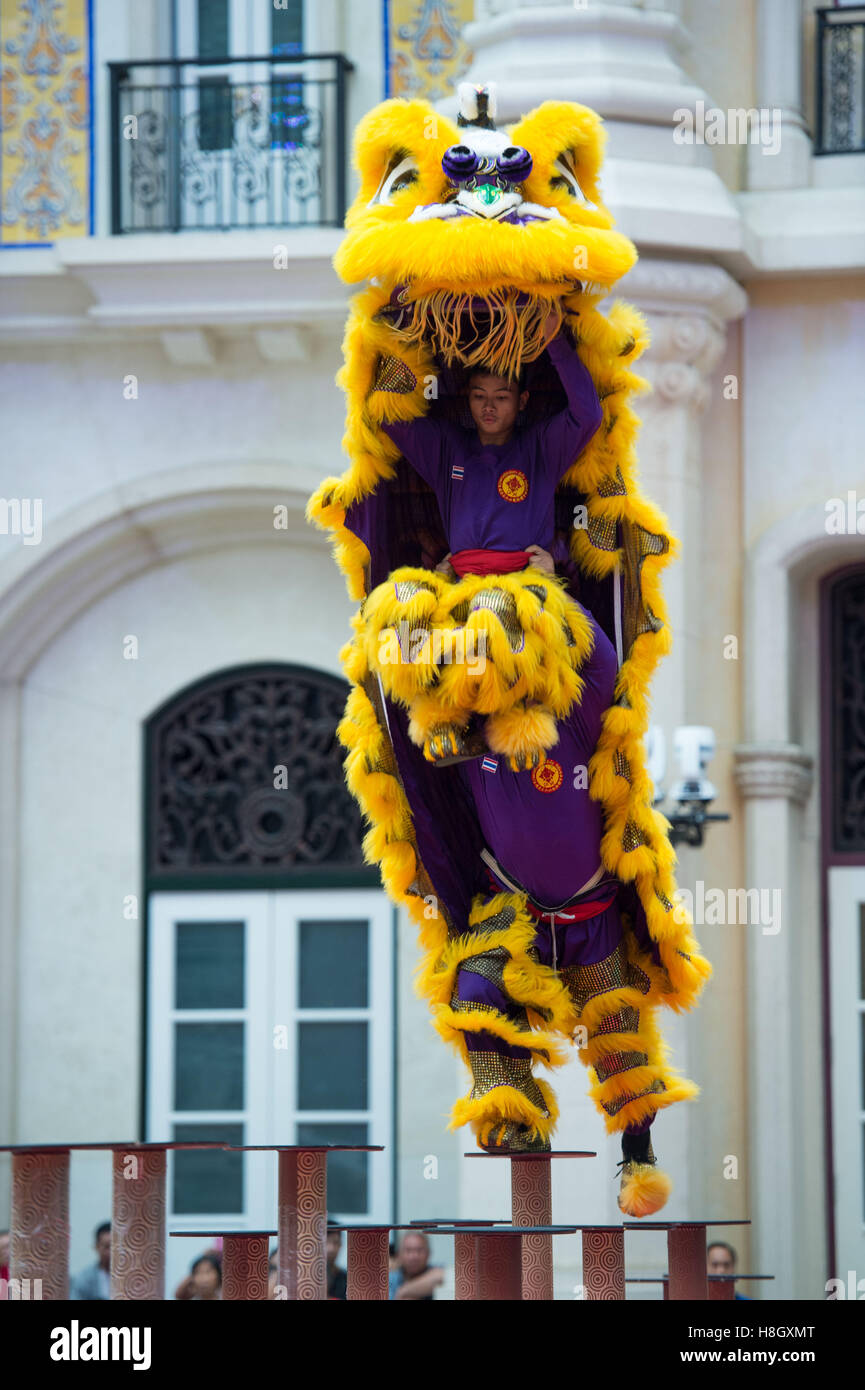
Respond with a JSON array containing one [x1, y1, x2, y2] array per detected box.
[[145, 662, 372, 889]]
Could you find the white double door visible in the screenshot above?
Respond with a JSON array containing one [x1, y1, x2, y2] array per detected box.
[[828, 867, 865, 1290], [147, 887, 393, 1241]]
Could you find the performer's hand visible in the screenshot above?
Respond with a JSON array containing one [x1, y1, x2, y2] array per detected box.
[[525, 544, 554, 575], [435, 551, 456, 580]]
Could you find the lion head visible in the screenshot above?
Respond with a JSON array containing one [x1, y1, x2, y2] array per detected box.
[[334, 83, 637, 379]]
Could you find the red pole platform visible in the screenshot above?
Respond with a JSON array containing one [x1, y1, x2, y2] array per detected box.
[[346, 1227, 390, 1301], [111, 1147, 166, 1300], [510, 1156, 552, 1300], [171, 1231, 275, 1300], [582, 1226, 626, 1300], [225, 1144, 382, 1302], [8, 1148, 70, 1300]]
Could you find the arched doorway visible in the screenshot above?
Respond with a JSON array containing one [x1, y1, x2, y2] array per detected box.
[[143, 663, 394, 1237]]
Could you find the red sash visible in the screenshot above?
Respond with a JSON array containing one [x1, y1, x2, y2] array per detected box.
[[449, 548, 531, 577], [524, 893, 617, 924]]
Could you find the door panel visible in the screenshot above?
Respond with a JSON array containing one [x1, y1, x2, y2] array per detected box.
[[828, 867, 865, 1287]]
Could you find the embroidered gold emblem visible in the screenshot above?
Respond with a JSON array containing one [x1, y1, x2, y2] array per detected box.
[[497, 468, 529, 503], [531, 759, 563, 793]]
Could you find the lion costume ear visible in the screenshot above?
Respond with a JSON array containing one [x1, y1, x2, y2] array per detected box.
[[345, 99, 461, 226], [509, 101, 614, 229]]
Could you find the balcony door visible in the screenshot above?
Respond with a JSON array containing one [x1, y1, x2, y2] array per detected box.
[[147, 887, 394, 1254], [173, 0, 325, 227]]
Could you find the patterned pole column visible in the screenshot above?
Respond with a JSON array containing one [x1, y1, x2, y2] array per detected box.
[[10, 1150, 70, 1300], [709, 1276, 735, 1301], [668, 1225, 708, 1300], [111, 1147, 166, 1300], [582, 1227, 625, 1300], [223, 1235, 270, 1300], [510, 1157, 552, 1300], [277, 1149, 327, 1300], [347, 1227, 390, 1300], [475, 1232, 522, 1300], [454, 1232, 476, 1301]]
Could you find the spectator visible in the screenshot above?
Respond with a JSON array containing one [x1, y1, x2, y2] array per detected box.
[[175, 1245, 221, 1300], [268, 1247, 280, 1299], [707, 1240, 751, 1301], [326, 1224, 347, 1300], [70, 1222, 111, 1300], [188, 1253, 222, 1301], [388, 1232, 443, 1301]]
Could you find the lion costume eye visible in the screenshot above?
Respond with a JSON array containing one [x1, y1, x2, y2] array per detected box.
[[550, 153, 595, 208], [370, 153, 420, 206]]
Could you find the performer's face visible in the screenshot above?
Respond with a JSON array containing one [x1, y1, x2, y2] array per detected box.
[[468, 373, 529, 441]]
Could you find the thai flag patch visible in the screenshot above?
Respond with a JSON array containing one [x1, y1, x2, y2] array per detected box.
[[481, 756, 498, 774], [451, 464, 464, 480]]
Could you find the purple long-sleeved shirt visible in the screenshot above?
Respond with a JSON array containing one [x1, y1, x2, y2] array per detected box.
[[380, 333, 603, 553]]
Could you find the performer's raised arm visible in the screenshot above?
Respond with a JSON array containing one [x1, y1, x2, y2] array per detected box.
[[539, 324, 604, 480], [380, 413, 450, 490]]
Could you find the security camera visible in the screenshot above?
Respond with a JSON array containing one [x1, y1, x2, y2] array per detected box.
[[668, 725, 717, 804]]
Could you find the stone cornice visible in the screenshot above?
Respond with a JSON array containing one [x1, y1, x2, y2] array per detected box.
[[732, 742, 814, 805]]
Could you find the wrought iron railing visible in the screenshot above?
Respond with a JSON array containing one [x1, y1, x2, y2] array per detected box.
[[815, 6, 865, 154], [109, 54, 353, 233]]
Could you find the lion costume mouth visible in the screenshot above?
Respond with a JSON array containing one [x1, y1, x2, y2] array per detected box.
[[375, 283, 570, 380]]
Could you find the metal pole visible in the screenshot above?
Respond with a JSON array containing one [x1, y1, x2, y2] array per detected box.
[[475, 1232, 522, 1300], [9, 1150, 70, 1301], [582, 1227, 625, 1301], [667, 1225, 708, 1300], [223, 1234, 270, 1300], [346, 1227, 390, 1300], [510, 1156, 552, 1300], [111, 1147, 166, 1300], [277, 1149, 327, 1300]]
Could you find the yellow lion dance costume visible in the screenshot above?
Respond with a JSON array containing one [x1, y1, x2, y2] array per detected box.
[[307, 83, 711, 1218]]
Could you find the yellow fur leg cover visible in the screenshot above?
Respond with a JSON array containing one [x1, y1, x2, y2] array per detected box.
[[425, 890, 579, 1144], [564, 933, 699, 1136]]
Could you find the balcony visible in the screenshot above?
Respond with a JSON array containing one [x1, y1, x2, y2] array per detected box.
[[815, 5, 865, 154], [109, 54, 354, 235]]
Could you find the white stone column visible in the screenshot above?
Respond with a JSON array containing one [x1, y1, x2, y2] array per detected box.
[[746, 0, 811, 190], [444, 1, 742, 256], [616, 260, 747, 751], [732, 743, 814, 1300]]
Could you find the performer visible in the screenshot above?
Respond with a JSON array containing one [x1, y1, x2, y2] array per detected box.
[[307, 82, 712, 1216], [377, 315, 603, 770]]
